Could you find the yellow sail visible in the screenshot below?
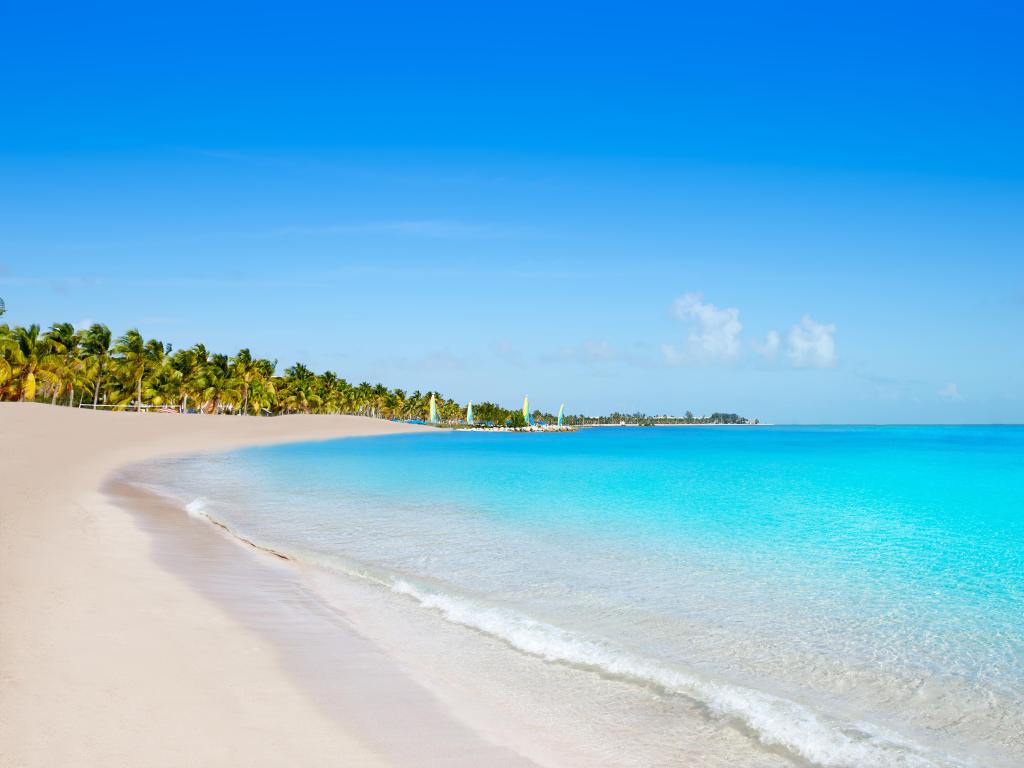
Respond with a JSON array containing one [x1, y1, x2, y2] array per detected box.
[[522, 395, 529, 424]]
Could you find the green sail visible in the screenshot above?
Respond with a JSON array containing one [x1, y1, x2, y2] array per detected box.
[[523, 395, 529, 425], [558, 403, 564, 427], [466, 400, 473, 425]]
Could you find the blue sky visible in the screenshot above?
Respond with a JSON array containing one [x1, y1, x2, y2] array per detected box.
[[2, 2, 1022, 422]]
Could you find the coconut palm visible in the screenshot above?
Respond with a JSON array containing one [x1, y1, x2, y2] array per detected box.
[[232, 349, 275, 415], [197, 354, 240, 413], [112, 329, 152, 412], [141, 363, 180, 407], [247, 359, 277, 415], [1, 317, 613, 428], [45, 323, 86, 406], [166, 348, 200, 413], [280, 363, 321, 414], [0, 324, 16, 393], [82, 323, 114, 408], [7, 324, 60, 402]]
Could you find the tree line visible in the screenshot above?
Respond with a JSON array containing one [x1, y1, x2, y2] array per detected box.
[[0, 322, 471, 420], [561, 411, 756, 426], [0, 321, 752, 425]]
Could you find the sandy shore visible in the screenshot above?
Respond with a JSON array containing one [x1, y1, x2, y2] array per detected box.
[[0, 403, 537, 767]]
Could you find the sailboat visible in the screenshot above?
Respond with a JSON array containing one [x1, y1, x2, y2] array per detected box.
[[558, 403, 564, 427], [429, 393, 438, 424], [523, 395, 530, 426], [466, 400, 474, 425]]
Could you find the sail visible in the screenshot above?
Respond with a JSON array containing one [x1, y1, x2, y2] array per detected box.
[[429, 393, 437, 424], [466, 400, 473, 425], [558, 403, 564, 427], [522, 395, 529, 425]]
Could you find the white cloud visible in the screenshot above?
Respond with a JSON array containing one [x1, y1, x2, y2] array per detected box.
[[786, 316, 837, 368], [662, 294, 838, 370], [668, 293, 743, 363], [937, 382, 964, 401], [753, 330, 780, 360]]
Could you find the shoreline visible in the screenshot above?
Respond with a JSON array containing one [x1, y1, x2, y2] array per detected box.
[[104, 477, 544, 767], [0, 403, 538, 767]]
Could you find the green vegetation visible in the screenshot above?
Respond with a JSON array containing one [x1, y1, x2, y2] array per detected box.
[[0, 321, 465, 419], [554, 411, 755, 426], [0, 321, 754, 425]]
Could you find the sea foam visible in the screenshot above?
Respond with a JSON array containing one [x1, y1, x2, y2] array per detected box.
[[390, 579, 967, 768], [175, 504, 969, 768], [184, 498, 209, 519]]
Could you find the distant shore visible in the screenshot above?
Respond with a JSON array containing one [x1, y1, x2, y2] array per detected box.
[[0, 404, 542, 767]]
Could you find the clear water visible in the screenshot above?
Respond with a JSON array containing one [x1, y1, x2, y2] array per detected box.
[[136, 426, 1024, 768]]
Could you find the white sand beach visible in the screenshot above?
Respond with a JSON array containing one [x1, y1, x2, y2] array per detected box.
[[0, 404, 539, 767]]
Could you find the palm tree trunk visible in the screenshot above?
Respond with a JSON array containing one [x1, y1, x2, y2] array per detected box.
[[182, 393, 188, 414], [92, 368, 102, 408], [137, 376, 142, 412], [243, 389, 249, 416], [69, 385, 74, 407]]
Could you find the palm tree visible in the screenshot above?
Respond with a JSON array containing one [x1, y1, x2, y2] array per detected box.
[[371, 383, 389, 418], [231, 348, 270, 416], [247, 359, 277, 415], [113, 329, 150, 412], [2, 318, 575, 428], [142, 364, 179, 407], [167, 348, 199, 413], [8, 324, 60, 402], [45, 323, 85, 406], [197, 353, 240, 413], [0, 324, 16, 395], [82, 323, 113, 408], [280, 363, 321, 414]]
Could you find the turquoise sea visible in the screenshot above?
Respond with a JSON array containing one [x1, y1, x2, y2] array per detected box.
[[135, 426, 1024, 768]]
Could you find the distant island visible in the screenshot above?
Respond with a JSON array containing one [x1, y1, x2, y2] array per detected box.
[[558, 411, 758, 427], [0, 321, 753, 426]]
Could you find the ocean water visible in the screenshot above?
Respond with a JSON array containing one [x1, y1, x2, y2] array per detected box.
[[133, 426, 1024, 768]]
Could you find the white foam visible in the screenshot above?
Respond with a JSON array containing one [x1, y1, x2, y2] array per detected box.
[[123, 481, 970, 768], [390, 579, 969, 768], [184, 498, 209, 519]]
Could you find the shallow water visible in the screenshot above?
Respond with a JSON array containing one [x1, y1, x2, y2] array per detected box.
[[134, 426, 1024, 767]]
